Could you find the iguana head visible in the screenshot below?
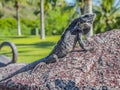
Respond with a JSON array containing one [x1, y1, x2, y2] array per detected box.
[[78, 13, 96, 34]]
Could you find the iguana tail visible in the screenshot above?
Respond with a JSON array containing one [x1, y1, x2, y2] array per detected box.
[[0, 41, 18, 63], [0, 57, 46, 82]]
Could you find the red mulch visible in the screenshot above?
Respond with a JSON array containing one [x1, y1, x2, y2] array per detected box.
[[0, 30, 120, 90]]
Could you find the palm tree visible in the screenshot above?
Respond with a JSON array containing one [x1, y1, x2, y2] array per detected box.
[[83, 0, 93, 37], [27, 0, 47, 39], [15, 0, 21, 36], [93, 0, 120, 33], [77, 0, 84, 15], [16, 0, 45, 36], [76, 0, 93, 38], [40, 0, 45, 39], [0, 0, 22, 36], [30, 0, 53, 39], [83, 0, 92, 13]]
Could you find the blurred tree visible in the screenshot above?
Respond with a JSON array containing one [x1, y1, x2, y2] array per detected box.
[[15, 0, 21, 36], [40, 0, 45, 39], [83, 0, 92, 14], [0, 0, 35, 36], [0, 0, 21, 36], [25, 0, 53, 39], [83, 0, 93, 38], [15, 0, 34, 36], [93, 0, 120, 33], [76, 0, 84, 14], [45, 1, 78, 35], [29, 0, 79, 36], [75, 0, 93, 38]]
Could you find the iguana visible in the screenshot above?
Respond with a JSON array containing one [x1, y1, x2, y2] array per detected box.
[[0, 42, 18, 67], [0, 13, 95, 82]]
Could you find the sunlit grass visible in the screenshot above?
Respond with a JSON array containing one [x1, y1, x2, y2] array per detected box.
[[0, 35, 60, 63]]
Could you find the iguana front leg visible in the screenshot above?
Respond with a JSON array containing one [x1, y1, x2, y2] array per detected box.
[[45, 54, 59, 64], [72, 25, 87, 51], [77, 32, 87, 51]]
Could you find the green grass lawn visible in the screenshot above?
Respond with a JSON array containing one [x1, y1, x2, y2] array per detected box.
[[0, 35, 60, 63]]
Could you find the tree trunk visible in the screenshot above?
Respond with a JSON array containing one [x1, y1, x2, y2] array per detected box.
[[40, 0, 45, 39], [16, 1, 21, 36], [84, 0, 93, 38]]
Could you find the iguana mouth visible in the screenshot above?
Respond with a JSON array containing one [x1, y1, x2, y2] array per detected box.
[[80, 23, 91, 30]]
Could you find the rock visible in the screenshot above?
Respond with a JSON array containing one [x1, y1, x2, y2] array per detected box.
[[0, 63, 26, 80], [0, 30, 120, 90]]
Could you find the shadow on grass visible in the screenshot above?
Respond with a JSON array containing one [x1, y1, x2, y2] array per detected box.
[[16, 41, 56, 48], [0, 36, 34, 40], [6, 36, 32, 39]]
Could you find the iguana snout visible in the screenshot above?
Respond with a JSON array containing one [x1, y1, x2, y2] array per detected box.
[[78, 14, 96, 34]]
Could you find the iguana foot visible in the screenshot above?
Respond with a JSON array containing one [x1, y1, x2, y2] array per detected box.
[[45, 54, 58, 64], [29, 62, 46, 74], [83, 48, 94, 52], [82, 49, 87, 52]]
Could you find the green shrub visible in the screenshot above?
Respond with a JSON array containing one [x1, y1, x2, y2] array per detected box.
[[20, 18, 40, 35], [0, 18, 17, 36], [45, 7, 73, 35], [0, 18, 40, 36]]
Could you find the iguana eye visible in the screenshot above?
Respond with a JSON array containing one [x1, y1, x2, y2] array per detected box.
[[84, 15, 89, 18]]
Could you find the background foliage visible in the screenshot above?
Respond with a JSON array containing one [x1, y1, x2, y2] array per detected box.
[[0, 0, 120, 63], [0, 0, 120, 36]]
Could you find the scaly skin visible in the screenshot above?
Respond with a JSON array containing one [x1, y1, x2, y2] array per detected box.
[[0, 14, 95, 82]]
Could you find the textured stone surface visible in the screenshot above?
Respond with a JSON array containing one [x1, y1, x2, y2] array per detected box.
[[0, 30, 120, 90], [0, 63, 26, 80]]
